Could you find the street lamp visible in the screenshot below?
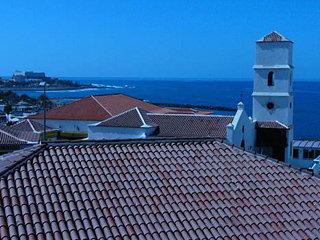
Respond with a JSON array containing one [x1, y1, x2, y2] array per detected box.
[[39, 81, 47, 141]]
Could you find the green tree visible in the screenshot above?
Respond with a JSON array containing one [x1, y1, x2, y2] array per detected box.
[[4, 104, 13, 115], [38, 94, 53, 109]]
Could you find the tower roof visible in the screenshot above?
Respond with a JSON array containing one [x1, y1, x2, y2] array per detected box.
[[257, 31, 292, 43]]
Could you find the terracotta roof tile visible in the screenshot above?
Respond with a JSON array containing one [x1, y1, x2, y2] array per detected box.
[[0, 120, 55, 149], [258, 31, 291, 42], [97, 108, 155, 128], [1, 139, 320, 239], [96, 110, 233, 139], [8, 119, 53, 133], [148, 114, 233, 139], [293, 140, 320, 149], [29, 94, 166, 121], [0, 129, 27, 146]]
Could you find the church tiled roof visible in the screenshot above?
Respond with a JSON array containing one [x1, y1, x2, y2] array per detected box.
[[256, 121, 289, 130], [1, 139, 320, 239], [258, 31, 291, 42]]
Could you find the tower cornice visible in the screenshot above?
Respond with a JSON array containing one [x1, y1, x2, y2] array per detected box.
[[253, 64, 294, 70], [252, 92, 292, 97]]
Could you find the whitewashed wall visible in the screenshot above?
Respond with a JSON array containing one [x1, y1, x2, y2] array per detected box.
[[255, 42, 292, 66], [227, 103, 255, 151], [33, 119, 97, 133], [253, 69, 293, 94], [88, 126, 157, 140], [252, 95, 293, 125], [288, 147, 317, 169]]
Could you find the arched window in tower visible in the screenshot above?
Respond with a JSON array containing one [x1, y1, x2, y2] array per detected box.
[[267, 71, 274, 86]]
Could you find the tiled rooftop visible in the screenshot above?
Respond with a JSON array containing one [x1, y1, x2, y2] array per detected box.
[[148, 114, 233, 139], [166, 107, 212, 115], [0, 125, 39, 144], [9, 119, 54, 133], [258, 31, 291, 42], [29, 94, 168, 121], [293, 140, 320, 149], [96, 109, 233, 139], [97, 108, 156, 128], [0, 129, 27, 146], [1, 139, 320, 239], [0, 145, 42, 175], [256, 121, 289, 130]]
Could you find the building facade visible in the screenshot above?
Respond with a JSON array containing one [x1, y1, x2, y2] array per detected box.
[[252, 31, 294, 162], [227, 31, 294, 164], [292, 140, 320, 168]]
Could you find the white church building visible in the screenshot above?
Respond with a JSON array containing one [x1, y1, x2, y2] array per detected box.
[[227, 31, 295, 165]]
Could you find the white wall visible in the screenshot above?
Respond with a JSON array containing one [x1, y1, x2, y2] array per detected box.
[[88, 126, 157, 140], [252, 95, 293, 125], [227, 103, 255, 151], [253, 69, 293, 94], [33, 119, 97, 133], [253, 40, 294, 129], [288, 147, 317, 169], [256, 42, 292, 66]]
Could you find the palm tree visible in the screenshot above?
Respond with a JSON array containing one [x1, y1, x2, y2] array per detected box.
[[4, 104, 12, 115]]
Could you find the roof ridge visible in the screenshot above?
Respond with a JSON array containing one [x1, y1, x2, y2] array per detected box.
[[91, 95, 113, 116], [27, 119, 37, 133], [147, 113, 233, 118], [275, 120, 290, 129], [135, 107, 150, 127], [45, 137, 222, 147]]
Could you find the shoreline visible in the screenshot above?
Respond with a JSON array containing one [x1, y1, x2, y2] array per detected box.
[[0, 86, 100, 91]]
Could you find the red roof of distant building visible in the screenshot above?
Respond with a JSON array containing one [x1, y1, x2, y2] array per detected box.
[[29, 94, 166, 121]]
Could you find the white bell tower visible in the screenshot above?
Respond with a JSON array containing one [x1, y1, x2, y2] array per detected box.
[[252, 31, 294, 161]]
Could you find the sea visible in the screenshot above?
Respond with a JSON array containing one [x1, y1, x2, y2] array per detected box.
[[12, 78, 320, 140]]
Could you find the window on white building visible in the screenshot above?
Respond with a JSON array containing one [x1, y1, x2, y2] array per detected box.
[[293, 148, 299, 158], [302, 149, 320, 159], [268, 71, 274, 86]]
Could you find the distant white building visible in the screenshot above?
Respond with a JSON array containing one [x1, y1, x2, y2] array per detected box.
[[12, 71, 46, 82], [292, 140, 320, 168]]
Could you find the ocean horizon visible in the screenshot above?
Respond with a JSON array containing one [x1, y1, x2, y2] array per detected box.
[[7, 77, 320, 140]]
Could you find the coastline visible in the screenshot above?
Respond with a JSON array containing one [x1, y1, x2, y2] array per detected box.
[[0, 86, 100, 91]]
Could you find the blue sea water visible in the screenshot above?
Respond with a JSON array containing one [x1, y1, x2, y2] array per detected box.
[[13, 78, 320, 139]]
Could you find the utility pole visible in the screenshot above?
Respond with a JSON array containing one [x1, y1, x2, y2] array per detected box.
[[39, 81, 47, 141]]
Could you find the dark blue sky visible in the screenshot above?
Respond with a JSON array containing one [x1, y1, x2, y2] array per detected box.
[[0, 1, 319, 79]]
